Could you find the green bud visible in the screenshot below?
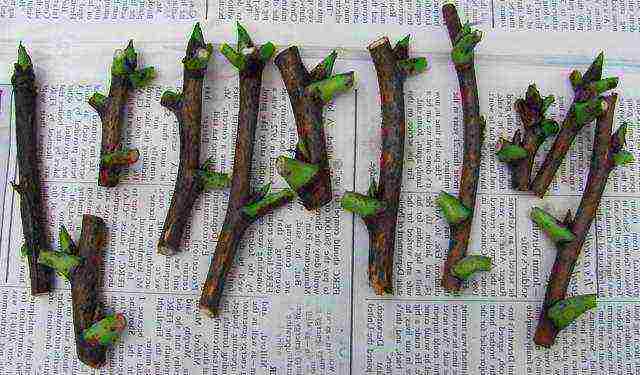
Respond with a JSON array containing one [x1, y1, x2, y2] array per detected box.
[[341, 192, 386, 218], [436, 191, 471, 225], [83, 313, 127, 347], [530, 207, 576, 243], [548, 294, 597, 330], [451, 255, 492, 281]]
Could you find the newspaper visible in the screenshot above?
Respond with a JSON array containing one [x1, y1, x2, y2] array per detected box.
[[1, 0, 640, 373]]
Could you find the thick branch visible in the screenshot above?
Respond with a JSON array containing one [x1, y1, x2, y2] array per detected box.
[[39, 216, 126, 368], [441, 4, 488, 292], [199, 26, 293, 316], [158, 24, 227, 256], [530, 53, 618, 197], [274, 46, 355, 209], [340, 35, 424, 295], [535, 94, 626, 347], [11, 43, 53, 295], [90, 40, 155, 187]]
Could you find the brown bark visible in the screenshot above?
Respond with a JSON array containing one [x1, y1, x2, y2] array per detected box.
[[70, 215, 110, 368], [442, 4, 484, 292], [535, 94, 621, 347], [199, 34, 294, 316], [529, 54, 611, 197], [274, 47, 353, 209], [11, 53, 53, 295], [342, 36, 424, 295], [158, 28, 226, 256]]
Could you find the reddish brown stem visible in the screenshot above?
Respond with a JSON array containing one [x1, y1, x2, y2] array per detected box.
[[199, 34, 294, 316], [274, 47, 353, 209], [442, 4, 484, 292], [342, 36, 424, 294], [530, 53, 612, 197], [11, 50, 53, 295], [535, 94, 619, 347]]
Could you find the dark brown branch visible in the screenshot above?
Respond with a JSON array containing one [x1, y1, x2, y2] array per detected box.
[[157, 24, 228, 256], [274, 47, 355, 210], [439, 4, 488, 292], [39, 215, 126, 368], [530, 53, 618, 197], [11, 44, 53, 295], [341, 36, 426, 294], [534, 94, 629, 347], [89, 41, 155, 187], [199, 24, 294, 316], [496, 85, 558, 190]]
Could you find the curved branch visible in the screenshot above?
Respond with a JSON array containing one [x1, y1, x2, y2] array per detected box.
[[11, 43, 53, 295], [274, 46, 355, 210], [341, 36, 426, 295], [157, 24, 228, 256], [90, 40, 156, 187], [199, 24, 294, 316], [440, 4, 490, 292]]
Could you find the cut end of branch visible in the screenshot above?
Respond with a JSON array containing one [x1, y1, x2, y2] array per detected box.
[[17, 42, 32, 70], [276, 156, 320, 191], [496, 139, 528, 163], [451, 255, 492, 281], [305, 72, 356, 103], [368, 36, 390, 51], [184, 45, 213, 71], [548, 294, 597, 331], [199, 304, 219, 319], [530, 207, 576, 244], [340, 192, 386, 218], [436, 191, 471, 225], [83, 313, 127, 347]]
